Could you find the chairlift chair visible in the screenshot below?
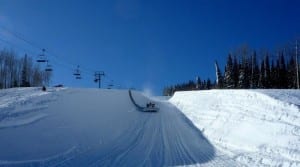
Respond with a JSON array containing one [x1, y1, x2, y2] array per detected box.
[[73, 65, 82, 79], [74, 70, 81, 79], [108, 84, 114, 89], [45, 61, 53, 72], [45, 65, 53, 72], [108, 80, 114, 88], [37, 55, 47, 63], [73, 66, 80, 75], [74, 71, 81, 76], [37, 49, 47, 63]]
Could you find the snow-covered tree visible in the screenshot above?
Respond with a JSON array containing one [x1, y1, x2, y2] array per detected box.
[[195, 76, 201, 89], [238, 55, 250, 88], [215, 61, 223, 88]]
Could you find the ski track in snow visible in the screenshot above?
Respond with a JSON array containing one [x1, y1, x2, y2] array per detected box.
[[4, 88, 298, 166], [170, 89, 300, 167], [0, 87, 62, 129], [0, 88, 238, 166], [0, 146, 79, 167]]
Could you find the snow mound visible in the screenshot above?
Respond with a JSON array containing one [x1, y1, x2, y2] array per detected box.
[[0, 87, 62, 129], [170, 89, 300, 167]]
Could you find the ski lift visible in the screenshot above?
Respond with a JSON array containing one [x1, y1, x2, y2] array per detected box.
[[45, 65, 53, 72], [45, 60, 53, 72], [37, 49, 47, 63], [73, 65, 81, 79], [108, 80, 114, 89]]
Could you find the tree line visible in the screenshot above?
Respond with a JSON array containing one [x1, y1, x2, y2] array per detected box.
[[163, 44, 299, 96], [0, 48, 51, 89], [216, 45, 299, 89]]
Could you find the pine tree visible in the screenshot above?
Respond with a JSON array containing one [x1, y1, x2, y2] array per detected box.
[[264, 54, 271, 88], [233, 55, 239, 88], [238, 56, 250, 88], [201, 80, 207, 90], [238, 64, 245, 88], [270, 60, 278, 88], [278, 53, 287, 88], [250, 51, 259, 88], [287, 57, 297, 88], [206, 78, 212, 89], [258, 60, 265, 88], [224, 54, 235, 88], [188, 80, 196, 90]]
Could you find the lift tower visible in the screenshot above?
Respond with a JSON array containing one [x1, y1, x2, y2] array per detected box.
[[94, 71, 105, 88]]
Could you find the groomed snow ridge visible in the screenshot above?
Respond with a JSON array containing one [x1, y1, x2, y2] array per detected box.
[[170, 89, 300, 167]]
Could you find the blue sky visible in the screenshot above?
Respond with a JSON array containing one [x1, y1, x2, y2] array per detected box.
[[0, 0, 300, 95]]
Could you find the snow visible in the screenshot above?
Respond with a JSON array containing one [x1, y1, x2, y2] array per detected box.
[[0, 88, 237, 166], [0, 87, 59, 129], [170, 89, 300, 167], [1, 87, 299, 166]]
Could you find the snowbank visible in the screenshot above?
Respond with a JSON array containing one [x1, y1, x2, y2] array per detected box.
[[0, 87, 61, 129], [170, 89, 300, 167]]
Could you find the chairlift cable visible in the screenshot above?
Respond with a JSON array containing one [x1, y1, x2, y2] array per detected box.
[[0, 37, 37, 57], [0, 25, 95, 73], [0, 25, 116, 84]]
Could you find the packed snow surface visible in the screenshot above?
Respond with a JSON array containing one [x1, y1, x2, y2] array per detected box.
[[1, 88, 299, 167], [170, 89, 300, 167], [0, 88, 236, 166]]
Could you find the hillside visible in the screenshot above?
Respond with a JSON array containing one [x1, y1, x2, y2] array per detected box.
[[170, 89, 300, 167], [0, 88, 235, 166], [0, 88, 299, 166]]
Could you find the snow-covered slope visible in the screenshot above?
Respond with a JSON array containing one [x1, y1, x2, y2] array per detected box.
[[2, 88, 299, 166], [0, 88, 237, 166], [0, 87, 61, 129], [170, 89, 300, 167]]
